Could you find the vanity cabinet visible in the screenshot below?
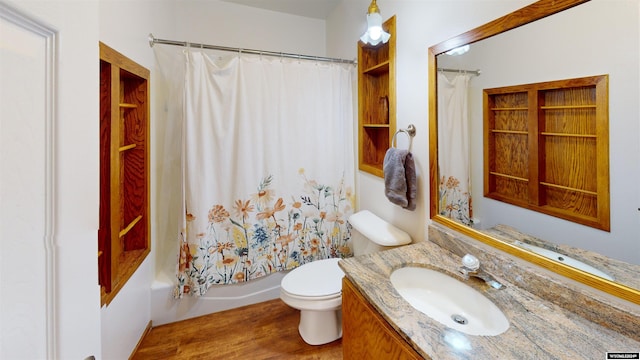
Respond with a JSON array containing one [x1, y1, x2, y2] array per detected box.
[[483, 75, 609, 231], [342, 277, 423, 360], [357, 16, 396, 177], [99, 42, 150, 305]]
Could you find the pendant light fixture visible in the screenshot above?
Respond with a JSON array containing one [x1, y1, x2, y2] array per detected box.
[[360, 0, 390, 46]]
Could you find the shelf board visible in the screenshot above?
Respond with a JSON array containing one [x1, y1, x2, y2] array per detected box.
[[119, 143, 137, 152], [491, 129, 528, 135], [489, 172, 529, 182], [541, 105, 596, 110], [540, 132, 596, 138], [363, 123, 390, 128], [359, 163, 384, 177], [490, 107, 528, 111], [119, 215, 143, 238], [120, 103, 137, 109], [363, 61, 390, 76], [539, 182, 597, 196]]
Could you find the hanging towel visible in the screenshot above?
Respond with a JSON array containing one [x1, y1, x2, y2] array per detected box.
[[383, 148, 417, 211]]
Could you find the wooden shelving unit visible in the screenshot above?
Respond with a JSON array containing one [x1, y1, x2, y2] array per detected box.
[[99, 42, 150, 305], [483, 75, 609, 230], [357, 16, 396, 177]]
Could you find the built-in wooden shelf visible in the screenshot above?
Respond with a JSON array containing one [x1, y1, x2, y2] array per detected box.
[[99, 42, 150, 306], [483, 75, 609, 231], [357, 16, 396, 178]]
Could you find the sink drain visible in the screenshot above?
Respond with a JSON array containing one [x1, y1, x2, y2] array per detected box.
[[451, 314, 468, 325]]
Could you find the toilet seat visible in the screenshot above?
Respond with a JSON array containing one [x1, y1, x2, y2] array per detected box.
[[280, 289, 341, 301], [281, 258, 344, 298]]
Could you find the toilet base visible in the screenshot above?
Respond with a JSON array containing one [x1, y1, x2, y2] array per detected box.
[[298, 308, 342, 345]]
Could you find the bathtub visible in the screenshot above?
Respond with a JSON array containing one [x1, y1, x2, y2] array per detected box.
[[151, 267, 285, 326]]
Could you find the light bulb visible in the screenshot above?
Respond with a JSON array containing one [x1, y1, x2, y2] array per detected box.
[[369, 26, 382, 40]]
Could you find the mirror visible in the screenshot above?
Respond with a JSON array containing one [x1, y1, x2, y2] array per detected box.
[[428, 0, 640, 304]]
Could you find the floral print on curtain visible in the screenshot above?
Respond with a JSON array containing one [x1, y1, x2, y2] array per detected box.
[[177, 51, 355, 298], [439, 175, 472, 226], [175, 171, 354, 297], [437, 73, 472, 226]]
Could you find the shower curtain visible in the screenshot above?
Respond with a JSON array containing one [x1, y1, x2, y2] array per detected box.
[[437, 73, 472, 226], [175, 50, 355, 297]]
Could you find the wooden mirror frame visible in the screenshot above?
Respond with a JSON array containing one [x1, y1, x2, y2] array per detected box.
[[428, 0, 640, 305]]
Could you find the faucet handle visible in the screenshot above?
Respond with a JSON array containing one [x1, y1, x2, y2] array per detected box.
[[461, 254, 480, 271]]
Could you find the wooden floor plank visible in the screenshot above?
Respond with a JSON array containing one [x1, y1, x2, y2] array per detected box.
[[131, 299, 343, 360]]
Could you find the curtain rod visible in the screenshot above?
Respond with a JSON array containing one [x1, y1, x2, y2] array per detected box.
[[148, 33, 356, 65], [438, 67, 481, 76]]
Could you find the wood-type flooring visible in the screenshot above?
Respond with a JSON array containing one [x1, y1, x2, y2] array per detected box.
[[131, 299, 343, 360]]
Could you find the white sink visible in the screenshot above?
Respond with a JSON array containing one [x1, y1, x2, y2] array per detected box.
[[514, 241, 615, 281], [390, 267, 509, 336]]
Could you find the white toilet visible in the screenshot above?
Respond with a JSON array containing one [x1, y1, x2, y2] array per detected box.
[[280, 210, 412, 345]]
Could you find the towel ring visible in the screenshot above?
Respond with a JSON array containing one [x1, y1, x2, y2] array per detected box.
[[392, 124, 416, 151]]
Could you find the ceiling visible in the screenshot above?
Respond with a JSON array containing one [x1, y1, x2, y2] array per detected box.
[[220, 0, 342, 19]]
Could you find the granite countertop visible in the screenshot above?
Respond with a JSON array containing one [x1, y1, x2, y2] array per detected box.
[[483, 224, 640, 291], [338, 240, 640, 360]]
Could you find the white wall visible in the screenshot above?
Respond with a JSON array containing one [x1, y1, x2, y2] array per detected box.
[[173, 0, 327, 56], [326, 0, 533, 243], [98, 1, 176, 358], [1, 0, 102, 358], [1, 5, 53, 359]]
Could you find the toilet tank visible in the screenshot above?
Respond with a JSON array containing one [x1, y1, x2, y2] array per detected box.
[[348, 210, 412, 256]]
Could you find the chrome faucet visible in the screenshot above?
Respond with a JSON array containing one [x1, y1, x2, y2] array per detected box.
[[459, 254, 505, 290]]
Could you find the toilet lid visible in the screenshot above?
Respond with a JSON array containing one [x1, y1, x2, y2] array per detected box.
[[281, 258, 344, 297]]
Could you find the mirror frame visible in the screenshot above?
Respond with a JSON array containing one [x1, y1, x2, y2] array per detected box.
[[428, 0, 640, 305]]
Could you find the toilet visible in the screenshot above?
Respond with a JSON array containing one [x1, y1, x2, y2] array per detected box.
[[280, 210, 412, 345]]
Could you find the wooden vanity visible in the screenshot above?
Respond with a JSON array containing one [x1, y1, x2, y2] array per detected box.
[[342, 277, 422, 359], [338, 226, 640, 359]]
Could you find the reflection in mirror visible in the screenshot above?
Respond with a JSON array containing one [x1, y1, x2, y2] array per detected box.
[[484, 224, 640, 291], [513, 241, 614, 282], [429, 0, 640, 302]]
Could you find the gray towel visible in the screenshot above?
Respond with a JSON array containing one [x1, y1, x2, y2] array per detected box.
[[383, 148, 417, 211]]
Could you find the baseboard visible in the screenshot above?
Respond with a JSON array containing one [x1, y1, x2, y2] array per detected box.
[[129, 320, 152, 360]]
